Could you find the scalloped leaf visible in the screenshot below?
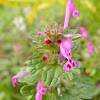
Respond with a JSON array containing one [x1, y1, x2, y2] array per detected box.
[[54, 90, 81, 100], [64, 72, 73, 81], [72, 39, 80, 53], [72, 34, 81, 40], [42, 65, 64, 86], [17, 67, 41, 83], [69, 75, 95, 99], [20, 84, 36, 96], [29, 33, 44, 41], [51, 22, 58, 29], [29, 33, 44, 48], [42, 93, 55, 100], [64, 27, 77, 35], [64, 27, 70, 33], [72, 53, 81, 60], [28, 55, 42, 60]]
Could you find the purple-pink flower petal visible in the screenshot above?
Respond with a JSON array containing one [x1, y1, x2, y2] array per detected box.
[[63, 61, 72, 72], [72, 9, 80, 17], [35, 93, 42, 100], [87, 41, 94, 50], [72, 59, 79, 69], [12, 78, 19, 87], [87, 41, 95, 55], [60, 40, 72, 59], [36, 81, 43, 92], [40, 87, 47, 95], [80, 27, 90, 40], [68, 0, 74, 4], [60, 46, 72, 59], [64, 0, 80, 28], [61, 40, 73, 50], [12, 71, 28, 87]]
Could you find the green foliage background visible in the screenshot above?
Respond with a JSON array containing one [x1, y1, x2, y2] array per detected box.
[[0, 0, 100, 100]]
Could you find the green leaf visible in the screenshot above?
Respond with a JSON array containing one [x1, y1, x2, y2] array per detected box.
[[64, 27, 77, 35], [72, 34, 81, 40], [29, 33, 44, 42], [51, 22, 57, 29], [54, 90, 81, 100], [17, 67, 41, 83], [29, 33, 44, 48], [72, 40, 80, 53], [71, 68, 80, 75], [70, 75, 95, 99], [38, 45, 55, 51], [42, 65, 64, 86], [20, 84, 36, 96], [28, 58, 43, 67], [30, 62, 47, 75], [72, 53, 81, 60], [69, 29, 77, 35], [42, 93, 55, 100], [64, 27, 70, 34], [30, 41, 40, 47], [28, 55, 42, 60], [64, 72, 73, 81], [28, 95, 35, 100]]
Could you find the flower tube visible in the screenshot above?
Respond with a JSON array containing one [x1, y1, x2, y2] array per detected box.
[[64, 0, 80, 29]]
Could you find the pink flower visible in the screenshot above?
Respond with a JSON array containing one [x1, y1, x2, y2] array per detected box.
[[12, 71, 28, 87], [72, 9, 80, 17], [87, 41, 94, 50], [68, 0, 74, 4], [72, 59, 79, 69], [36, 81, 44, 92], [35, 93, 42, 100], [87, 41, 95, 55], [13, 43, 21, 52], [80, 27, 95, 55], [36, 81, 47, 100], [64, 0, 80, 28], [61, 40, 73, 49], [63, 59, 79, 72], [45, 40, 51, 45], [80, 27, 90, 40], [60, 40, 73, 59], [12, 78, 19, 87], [40, 87, 47, 95], [42, 56, 47, 61], [63, 61, 72, 72]]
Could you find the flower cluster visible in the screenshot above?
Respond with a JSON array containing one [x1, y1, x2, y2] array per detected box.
[[64, 0, 80, 28], [60, 40, 79, 72], [35, 81, 47, 100], [80, 27, 95, 55]]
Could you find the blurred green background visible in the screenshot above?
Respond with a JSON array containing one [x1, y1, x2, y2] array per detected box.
[[0, 0, 100, 100]]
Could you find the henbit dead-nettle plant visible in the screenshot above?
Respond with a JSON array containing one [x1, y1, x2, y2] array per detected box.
[[12, 0, 95, 100]]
